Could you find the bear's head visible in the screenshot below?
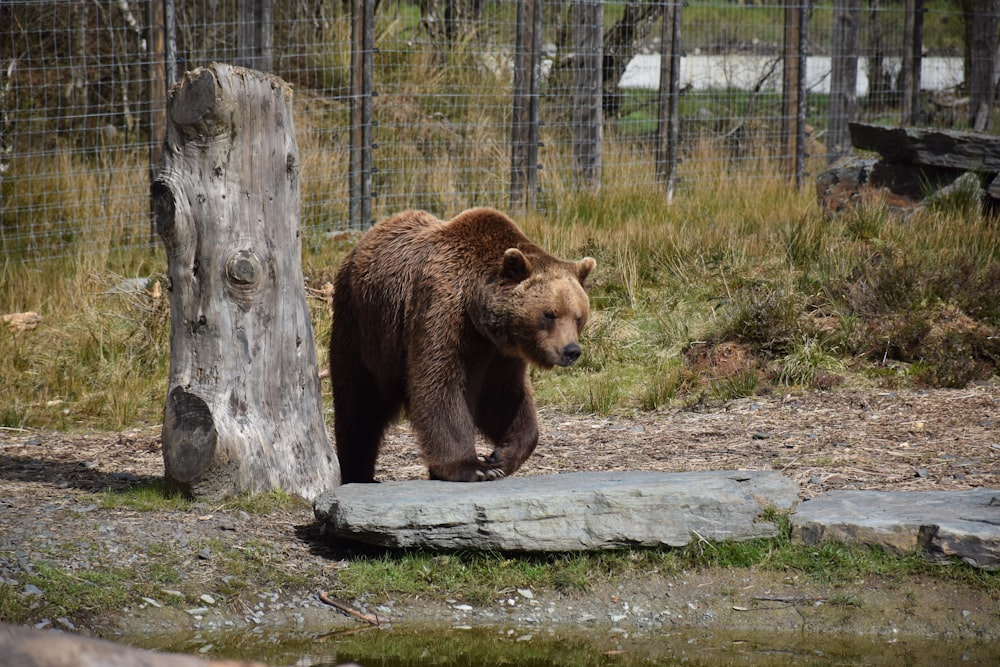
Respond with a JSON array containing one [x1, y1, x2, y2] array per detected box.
[[492, 248, 597, 369]]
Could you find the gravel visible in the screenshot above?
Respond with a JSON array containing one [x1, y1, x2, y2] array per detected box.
[[1, 385, 999, 644]]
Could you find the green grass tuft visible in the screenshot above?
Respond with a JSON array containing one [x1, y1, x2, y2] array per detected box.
[[777, 337, 845, 388], [221, 489, 309, 515], [98, 481, 194, 512], [330, 530, 999, 606]]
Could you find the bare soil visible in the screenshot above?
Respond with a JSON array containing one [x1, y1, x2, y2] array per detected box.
[[381, 385, 1000, 497], [2, 386, 999, 652]]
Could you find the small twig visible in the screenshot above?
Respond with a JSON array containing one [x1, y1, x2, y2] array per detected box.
[[319, 591, 389, 627], [690, 530, 717, 555], [751, 595, 825, 604]]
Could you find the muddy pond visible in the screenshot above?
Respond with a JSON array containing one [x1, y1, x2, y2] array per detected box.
[[137, 624, 1000, 666]]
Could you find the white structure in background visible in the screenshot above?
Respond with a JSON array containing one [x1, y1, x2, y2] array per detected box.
[[619, 54, 965, 94]]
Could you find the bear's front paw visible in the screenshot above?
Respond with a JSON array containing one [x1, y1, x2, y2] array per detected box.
[[475, 468, 506, 482]]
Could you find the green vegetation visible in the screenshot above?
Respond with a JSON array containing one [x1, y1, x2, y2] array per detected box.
[[526, 181, 998, 414], [198, 537, 315, 598], [2, 156, 998, 429], [221, 489, 309, 515], [334, 550, 603, 605], [98, 481, 194, 512], [332, 514, 999, 605], [0, 560, 139, 626], [96, 483, 306, 514], [0, 262, 170, 430]]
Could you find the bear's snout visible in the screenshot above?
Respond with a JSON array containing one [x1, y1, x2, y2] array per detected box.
[[558, 343, 582, 366]]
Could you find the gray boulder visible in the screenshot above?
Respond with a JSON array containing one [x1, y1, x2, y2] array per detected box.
[[313, 470, 799, 551], [791, 489, 1000, 570]]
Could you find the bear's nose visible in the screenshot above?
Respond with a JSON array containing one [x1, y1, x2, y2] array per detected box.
[[561, 343, 582, 365]]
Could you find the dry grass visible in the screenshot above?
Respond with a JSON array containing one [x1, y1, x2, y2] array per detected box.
[[2, 75, 998, 431], [4, 152, 999, 430]]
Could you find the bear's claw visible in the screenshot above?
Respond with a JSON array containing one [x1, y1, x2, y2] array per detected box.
[[475, 468, 506, 481]]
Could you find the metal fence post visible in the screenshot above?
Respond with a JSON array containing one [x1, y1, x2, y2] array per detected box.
[[656, 0, 682, 202], [510, 0, 541, 212], [350, 0, 375, 228]]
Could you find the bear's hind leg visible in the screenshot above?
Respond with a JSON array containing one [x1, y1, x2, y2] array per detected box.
[[332, 368, 399, 484]]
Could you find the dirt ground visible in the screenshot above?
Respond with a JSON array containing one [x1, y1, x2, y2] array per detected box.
[[4, 385, 998, 497], [2, 385, 999, 653], [380, 385, 1000, 496]]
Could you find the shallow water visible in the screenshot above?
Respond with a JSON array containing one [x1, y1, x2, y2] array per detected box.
[[144, 625, 1000, 666]]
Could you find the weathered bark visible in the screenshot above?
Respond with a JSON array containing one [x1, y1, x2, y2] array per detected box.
[[419, 0, 480, 59], [572, 0, 602, 191], [350, 0, 375, 227], [827, 0, 860, 163], [960, 0, 999, 130], [899, 0, 924, 126], [147, 0, 167, 243], [781, 1, 807, 185], [601, 0, 662, 116], [238, 0, 274, 72], [655, 0, 682, 198], [152, 63, 340, 502], [548, 0, 660, 119], [61, 1, 89, 134], [865, 0, 894, 111], [509, 0, 542, 212]]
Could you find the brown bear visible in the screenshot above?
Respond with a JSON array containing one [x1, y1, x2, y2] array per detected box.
[[329, 207, 596, 483]]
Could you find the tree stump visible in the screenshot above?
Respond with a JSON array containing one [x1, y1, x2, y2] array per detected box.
[[152, 63, 340, 501]]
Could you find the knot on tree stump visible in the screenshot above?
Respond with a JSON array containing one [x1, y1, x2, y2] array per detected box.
[[225, 249, 266, 304], [162, 386, 219, 486], [168, 67, 227, 140]]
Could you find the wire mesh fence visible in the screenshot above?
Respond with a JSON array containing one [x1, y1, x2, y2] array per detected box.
[[1, 1, 996, 262]]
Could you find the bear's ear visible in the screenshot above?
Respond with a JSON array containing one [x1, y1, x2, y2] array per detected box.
[[576, 257, 596, 286], [501, 248, 533, 283]]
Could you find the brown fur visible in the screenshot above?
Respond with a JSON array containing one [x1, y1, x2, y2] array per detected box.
[[329, 208, 596, 483]]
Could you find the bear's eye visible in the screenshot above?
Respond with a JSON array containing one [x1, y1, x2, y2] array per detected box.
[[543, 311, 557, 322]]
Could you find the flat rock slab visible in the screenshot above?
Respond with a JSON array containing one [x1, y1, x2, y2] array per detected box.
[[313, 470, 799, 551], [791, 489, 1000, 571], [849, 122, 1000, 172]]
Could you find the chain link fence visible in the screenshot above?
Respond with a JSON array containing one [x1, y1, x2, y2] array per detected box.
[[1, 1, 995, 262]]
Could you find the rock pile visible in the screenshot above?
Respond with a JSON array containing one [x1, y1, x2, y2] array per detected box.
[[816, 123, 1000, 217]]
